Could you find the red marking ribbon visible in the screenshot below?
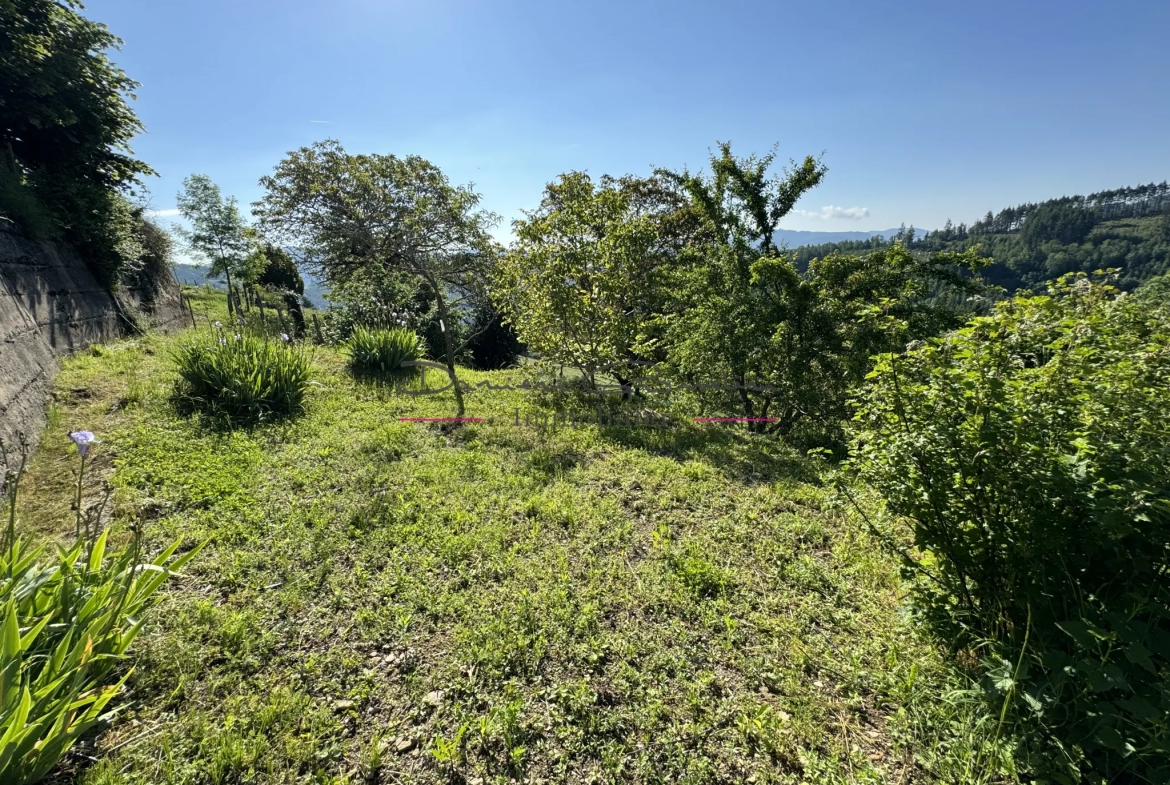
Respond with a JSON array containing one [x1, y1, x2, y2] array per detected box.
[[398, 417, 485, 422], [693, 417, 779, 422]]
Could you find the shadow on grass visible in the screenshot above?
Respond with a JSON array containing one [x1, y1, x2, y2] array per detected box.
[[512, 375, 820, 485], [595, 418, 820, 485], [170, 392, 307, 434], [525, 446, 585, 481]]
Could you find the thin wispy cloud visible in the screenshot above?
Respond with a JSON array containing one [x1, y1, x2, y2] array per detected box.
[[793, 205, 870, 221], [310, 120, 331, 124], [145, 208, 181, 218]]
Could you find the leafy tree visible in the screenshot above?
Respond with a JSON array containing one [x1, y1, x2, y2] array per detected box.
[[494, 171, 670, 388], [652, 143, 826, 431], [0, 0, 153, 286], [175, 174, 257, 317], [254, 139, 500, 415], [652, 143, 987, 442], [255, 243, 306, 334]]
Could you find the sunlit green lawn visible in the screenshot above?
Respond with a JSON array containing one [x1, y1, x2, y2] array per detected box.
[[19, 289, 1013, 785]]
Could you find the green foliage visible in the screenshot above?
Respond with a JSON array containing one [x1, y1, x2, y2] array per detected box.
[[172, 329, 313, 425], [793, 183, 1170, 293], [255, 244, 303, 295], [464, 304, 524, 371], [0, 433, 202, 784], [849, 273, 1170, 782], [1133, 269, 1170, 308], [254, 244, 306, 335], [345, 326, 424, 379], [175, 175, 260, 315], [0, 533, 201, 784], [494, 172, 668, 383], [0, 156, 54, 239], [254, 139, 502, 415], [254, 140, 500, 292], [1019, 201, 1097, 248], [664, 540, 733, 600], [650, 143, 986, 444], [118, 215, 174, 308], [318, 265, 431, 345], [0, 0, 154, 287], [649, 143, 824, 431]]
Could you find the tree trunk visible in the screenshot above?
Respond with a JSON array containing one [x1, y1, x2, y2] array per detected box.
[[434, 294, 465, 417], [736, 372, 759, 432], [284, 293, 306, 336], [612, 372, 639, 402], [224, 268, 235, 318]]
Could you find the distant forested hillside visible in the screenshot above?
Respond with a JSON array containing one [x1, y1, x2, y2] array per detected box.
[[790, 182, 1170, 291]]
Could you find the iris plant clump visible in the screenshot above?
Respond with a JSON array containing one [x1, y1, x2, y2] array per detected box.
[[173, 325, 313, 425], [0, 432, 204, 784], [345, 325, 424, 380]]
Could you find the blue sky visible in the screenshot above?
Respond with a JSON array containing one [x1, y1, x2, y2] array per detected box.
[[91, 0, 1170, 250]]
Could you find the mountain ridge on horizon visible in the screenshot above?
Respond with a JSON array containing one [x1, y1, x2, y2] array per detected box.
[[773, 227, 922, 247]]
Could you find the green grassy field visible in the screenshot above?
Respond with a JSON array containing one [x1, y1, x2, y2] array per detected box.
[[17, 289, 1015, 784]]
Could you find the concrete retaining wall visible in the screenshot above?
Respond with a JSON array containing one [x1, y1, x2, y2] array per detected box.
[[0, 225, 186, 450]]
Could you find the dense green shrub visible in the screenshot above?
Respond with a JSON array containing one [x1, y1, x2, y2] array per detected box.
[[0, 157, 54, 239], [118, 215, 175, 309], [173, 329, 313, 424], [465, 305, 524, 370], [256, 244, 306, 335], [849, 274, 1170, 782], [310, 257, 430, 344], [345, 326, 424, 378]]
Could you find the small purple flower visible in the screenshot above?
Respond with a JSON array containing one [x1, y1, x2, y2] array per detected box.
[[219, 337, 227, 346], [214, 320, 223, 329], [280, 333, 290, 342], [68, 431, 100, 457]]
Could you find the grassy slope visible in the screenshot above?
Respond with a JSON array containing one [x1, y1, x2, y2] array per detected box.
[[18, 289, 1012, 785]]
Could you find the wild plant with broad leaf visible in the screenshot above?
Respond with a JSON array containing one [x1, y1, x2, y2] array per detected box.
[[848, 273, 1170, 783]]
